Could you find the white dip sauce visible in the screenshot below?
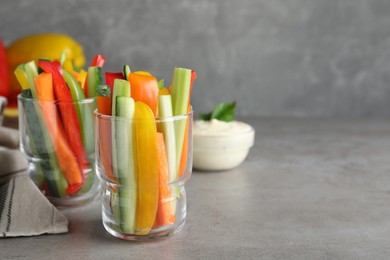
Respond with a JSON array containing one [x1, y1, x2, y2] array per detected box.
[[193, 119, 253, 136], [193, 119, 255, 171]]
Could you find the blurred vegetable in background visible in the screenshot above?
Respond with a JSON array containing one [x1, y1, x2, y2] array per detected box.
[[0, 33, 85, 116], [0, 38, 9, 100]]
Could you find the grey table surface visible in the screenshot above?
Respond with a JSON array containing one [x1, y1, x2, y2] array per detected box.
[[2, 117, 390, 259]]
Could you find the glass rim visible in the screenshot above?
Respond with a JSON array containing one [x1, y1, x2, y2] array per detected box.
[[17, 93, 95, 104], [94, 107, 193, 122]]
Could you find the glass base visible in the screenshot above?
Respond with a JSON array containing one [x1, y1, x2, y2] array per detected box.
[[48, 178, 100, 207], [100, 180, 188, 241], [102, 216, 186, 241], [28, 161, 100, 207]]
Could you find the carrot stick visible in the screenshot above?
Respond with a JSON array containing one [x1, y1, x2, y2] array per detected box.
[[178, 116, 189, 178], [97, 96, 112, 115], [34, 73, 83, 194], [96, 96, 115, 183], [154, 133, 176, 228]]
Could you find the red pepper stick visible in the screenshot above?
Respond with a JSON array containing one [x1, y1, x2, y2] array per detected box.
[[105, 72, 124, 95], [38, 60, 90, 191]]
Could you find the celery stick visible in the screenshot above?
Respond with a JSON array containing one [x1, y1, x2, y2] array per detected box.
[[157, 95, 176, 183], [24, 61, 39, 98], [170, 67, 192, 177], [158, 95, 179, 213], [14, 65, 29, 90], [171, 68, 191, 116], [116, 96, 136, 233]]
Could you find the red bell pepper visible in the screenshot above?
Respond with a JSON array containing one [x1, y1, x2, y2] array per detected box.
[[105, 72, 124, 95], [0, 38, 10, 99], [91, 54, 106, 68], [38, 60, 90, 192]]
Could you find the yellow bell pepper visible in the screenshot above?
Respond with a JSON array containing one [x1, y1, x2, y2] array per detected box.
[[6, 33, 86, 104], [134, 101, 159, 235]]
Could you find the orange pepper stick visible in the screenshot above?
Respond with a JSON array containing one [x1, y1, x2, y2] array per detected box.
[[128, 72, 159, 116]]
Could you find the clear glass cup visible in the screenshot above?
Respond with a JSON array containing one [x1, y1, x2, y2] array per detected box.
[[95, 108, 193, 241], [18, 94, 99, 206]]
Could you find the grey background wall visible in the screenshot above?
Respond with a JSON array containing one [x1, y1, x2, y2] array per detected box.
[[1, 0, 390, 118]]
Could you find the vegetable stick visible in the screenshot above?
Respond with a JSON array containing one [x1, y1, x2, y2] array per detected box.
[[97, 96, 112, 115], [110, 79, 131, 227], [87, 66, 103, 98], [83, 54, 106, 97], [20, 89, 68, 198], [134, 101, 159, 235], [63, 70, 94, 156], [21, 63, 68, 197], [96, 95, 115, 185], [105, 72, 124, 91], [170, 67, 192, 178], [34, 72, 84, 194], [157, 95, 176, 183], [178, 71, 196, 177], [178, 117, 189, 178], [91, 54, 106, 67], [128, 72, 159, 116], [116, 96, 136, 233], [153, 133, 176, 227], [38, 60, 90, 177]]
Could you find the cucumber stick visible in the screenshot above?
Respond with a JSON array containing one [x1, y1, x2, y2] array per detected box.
[[63, 70, 95, 156], [116, 97, 136, 233], [87, 66, 103, 98], [111, 79, 131, 178], [110, 79, 132, 232], [23, 64, 68, 197], [123, 65, 131, 80], [111, 79, 130, 117]]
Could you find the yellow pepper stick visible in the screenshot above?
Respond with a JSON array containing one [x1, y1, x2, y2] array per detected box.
[[134, 101, 159, 235]]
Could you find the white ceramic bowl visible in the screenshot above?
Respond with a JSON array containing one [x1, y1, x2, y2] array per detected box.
[[193, 120, 255, 171]]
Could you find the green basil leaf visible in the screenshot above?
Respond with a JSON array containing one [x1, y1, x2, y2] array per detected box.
[[200, 101, 236, 122]]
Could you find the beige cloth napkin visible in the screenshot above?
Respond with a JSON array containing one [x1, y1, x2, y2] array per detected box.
[[0, 96, 68, 237]]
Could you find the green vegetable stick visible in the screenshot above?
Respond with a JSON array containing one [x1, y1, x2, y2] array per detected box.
[[170, 67, 192, 177], [87, 66, 103, 98], [157, 95, 176, 183], [24, 61, 39, 98], [110, 79, 131, 229], [23, 63, 68, 197], [111, 79, 130, 117], [63, 70, 95, 155], [123, 65, 131, 80], [116, 96, 136, 233], [158, 94, 179, 211]]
